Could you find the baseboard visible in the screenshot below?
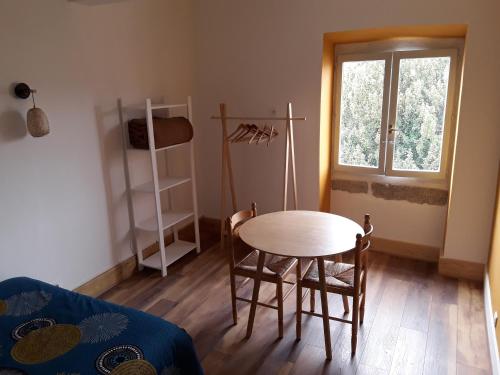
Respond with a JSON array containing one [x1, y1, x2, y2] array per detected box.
[[199, 218, 442, 265], [370, 237, 440, 263], [484, 271, 500, 375], [75, 235, 182, 297], [74, 217, 216, 297], [75, 217, 484, 296], [74, 255, 138, 298], [198, 216, 220, 231], [191, 220, 441, 263], [438, 257, 485, 281]]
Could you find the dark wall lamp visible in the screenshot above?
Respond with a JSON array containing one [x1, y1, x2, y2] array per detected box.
[[14, 82, 50, 137]]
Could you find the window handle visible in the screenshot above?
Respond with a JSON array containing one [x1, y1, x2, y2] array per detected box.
[[388, 124, 398, 134]]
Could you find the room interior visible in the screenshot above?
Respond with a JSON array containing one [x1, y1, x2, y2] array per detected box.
[[1, 0, 499, 374]]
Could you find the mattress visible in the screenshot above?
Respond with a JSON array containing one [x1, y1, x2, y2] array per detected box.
[[0, 277, 203, 375]]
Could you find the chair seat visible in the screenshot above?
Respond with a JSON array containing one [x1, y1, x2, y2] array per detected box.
[[235, 250, 297, 277], [303, 260, 355, 290]]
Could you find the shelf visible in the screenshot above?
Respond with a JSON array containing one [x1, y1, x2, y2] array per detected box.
[[120, 96, 200, 278], [155, 141, 191, 152], [133, 177, 191, 193], [136, 211, 193, 232], [126, 141, 190, 153], [140, 240, 197, 270], [125, 103, 187, 111]]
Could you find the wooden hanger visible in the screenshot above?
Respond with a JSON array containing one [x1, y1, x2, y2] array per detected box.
[[226, 124, 246, 142], [235, 124, 258, 143], [248, 126, 261, 144], [256, 125, 268, 144], [267, 125, 276, 146]]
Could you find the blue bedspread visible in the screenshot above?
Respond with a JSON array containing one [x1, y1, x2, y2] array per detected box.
[[0, 277, 203, 375]]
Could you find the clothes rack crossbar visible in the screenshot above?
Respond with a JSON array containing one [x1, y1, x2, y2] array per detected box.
[[212, 102, 306, 249]]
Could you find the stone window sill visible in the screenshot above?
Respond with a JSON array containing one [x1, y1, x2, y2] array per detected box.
[[332, 171, 449, 206]]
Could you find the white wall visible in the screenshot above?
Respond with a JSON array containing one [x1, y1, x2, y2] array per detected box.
[[192, 0, 500, 263], [1, 0, 498, 291], [332, 190, 447, 248], [0, 0, 195, 289]]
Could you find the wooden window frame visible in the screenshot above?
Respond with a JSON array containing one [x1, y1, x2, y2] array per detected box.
[[332, 38, 463, 181]]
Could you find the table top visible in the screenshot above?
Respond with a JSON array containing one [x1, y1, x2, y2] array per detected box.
[[238, 210, 364, 258]]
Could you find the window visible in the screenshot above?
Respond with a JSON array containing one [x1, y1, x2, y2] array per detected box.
[[333, 39, 461, 179]]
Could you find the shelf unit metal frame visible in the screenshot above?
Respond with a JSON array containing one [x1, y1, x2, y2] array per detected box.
[[118, 97, 200, 277]]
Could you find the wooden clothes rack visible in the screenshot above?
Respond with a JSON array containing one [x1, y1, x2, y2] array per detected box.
[[212, 102, 306, 248]]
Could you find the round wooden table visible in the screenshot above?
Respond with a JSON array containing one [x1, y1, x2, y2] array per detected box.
[[239, 210, 364, 359]]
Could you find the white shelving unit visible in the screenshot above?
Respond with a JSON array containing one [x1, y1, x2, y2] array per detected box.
[[119, 96, 200, 277]]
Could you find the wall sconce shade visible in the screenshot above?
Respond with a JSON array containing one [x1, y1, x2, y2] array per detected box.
[[27, 107, 50, 137], [14, 82, 50, 137]]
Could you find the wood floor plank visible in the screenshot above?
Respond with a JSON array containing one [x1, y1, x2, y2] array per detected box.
[[99, 268, 156, 303], [145, 298, 178, 317], [289, 344, 331, 375], [401, 279, 432, 333], [389, 327, 427, 375], [422, 302, 458, 375], [457, 280, 491, 371], [124, 274, 181, 310], [277, 361, 294, 375], [301, 290, 348, 351], [100, 248, 490, 375], [360, 279, 410, 371], [325, 254, 390, 375], [456, 363, 491, 375], [214, 283, 299, 372], [357, 364, 389, 375], [431, 273, 458, 305], [201, 349, 230, 375]]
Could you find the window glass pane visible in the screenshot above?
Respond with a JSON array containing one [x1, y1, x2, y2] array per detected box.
[[392, 56, 451, 172], [338, 60, 385, 168]]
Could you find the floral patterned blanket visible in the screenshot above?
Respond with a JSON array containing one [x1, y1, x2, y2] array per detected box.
[[0, 277, 203, 375]]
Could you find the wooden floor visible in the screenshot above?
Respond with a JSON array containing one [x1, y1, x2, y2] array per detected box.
[[101, 243, 491, 375]]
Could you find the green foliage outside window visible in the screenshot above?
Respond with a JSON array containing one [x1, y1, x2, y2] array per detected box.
[[339, 60, 384, 168], [338, 56, 450, 173], [393, 57, 450, 171]]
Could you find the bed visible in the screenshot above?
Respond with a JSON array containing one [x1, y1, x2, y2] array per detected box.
[[0, 277, 203, 375]]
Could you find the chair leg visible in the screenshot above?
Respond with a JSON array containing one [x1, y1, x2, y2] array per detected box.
[[229, 271, 238, 325], [335, 254, 350, 314], [342, 295, 350, 314], [351, 292, 359, 356], [310, 288, 315, 312], [277, 278, 284, 339], [360, 269, 367, 325], [296, 261, 302, 340], [360, 297, 365, 325], [318, 257, 332, 360], [246, 251, 265, 338]]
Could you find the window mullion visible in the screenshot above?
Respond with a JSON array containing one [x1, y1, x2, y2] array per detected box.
[[385, 53, 400, 176], [379, 53, 394, 175]]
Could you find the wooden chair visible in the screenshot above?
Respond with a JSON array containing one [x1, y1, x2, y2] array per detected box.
[[296, 214, 373, 356], [226, 202, 299, 338]]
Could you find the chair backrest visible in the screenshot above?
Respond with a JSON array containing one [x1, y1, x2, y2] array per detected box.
[[354, 214, 373, 291], [360, 213, 373, 254], [225, 202, 257, 269]]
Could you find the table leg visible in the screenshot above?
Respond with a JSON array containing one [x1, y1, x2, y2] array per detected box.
[[318, 257, 332, 360], [335, 254, 350, 314], [246, 250, 266, 338]]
